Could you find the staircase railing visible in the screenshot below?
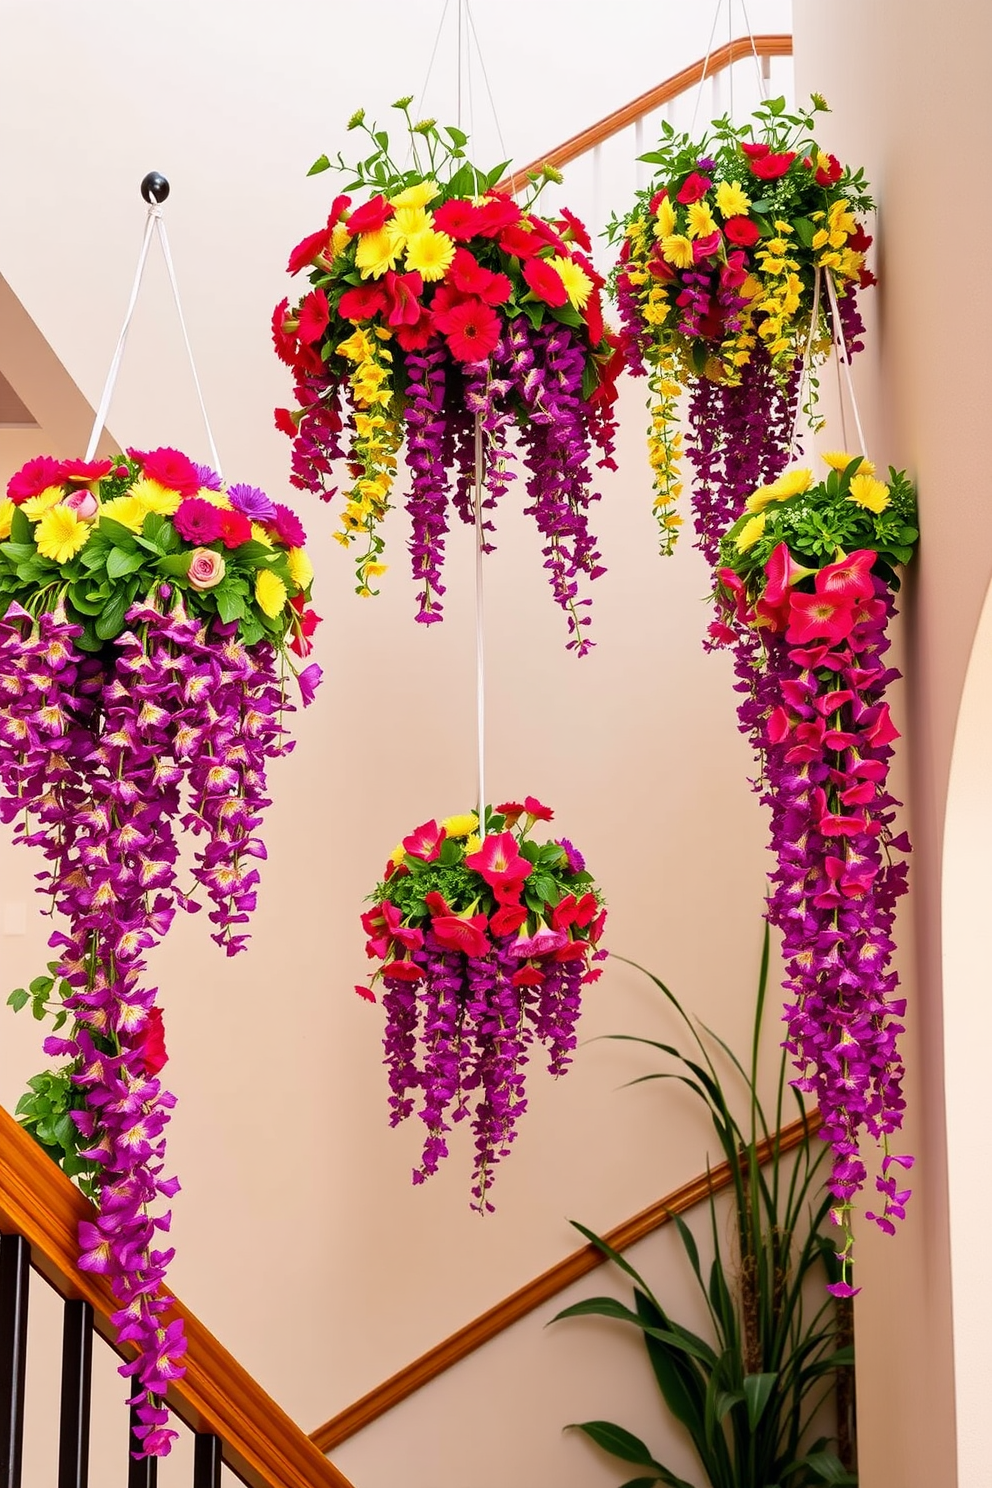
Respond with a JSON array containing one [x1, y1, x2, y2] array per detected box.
[[0, 1103, 354, 1488]]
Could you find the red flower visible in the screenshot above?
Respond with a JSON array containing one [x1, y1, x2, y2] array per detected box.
[[338, 282, 390, 322], [558, 207, 592, 252], [136, 1008, 168, 1076], [692, 230, 723, 262], [475, 194, 522, 237], [382, 270, 425, 327], [430, 282, 469, 330], [526, 216, 568, 253], [511, 965, 545, 987], [465, 831, 532, 891], [723, 216, 761, 248], [274, 407, 298, 437], [288, 594, 321, 657], [647, 254, 675, 281], [381, 959, 423, 982], [741, 141, 771, 160], [572, 250, 606, 291], [815, 549, 877, 601], [402, 820, 446, 862], [584, 289, 604, 346], [848, 224, 873, 254], [721, 249, 749, 289], [815, 153, 843, 186], [495, 801, 525, 826], [749, 151, 797, 181], [677, 172, 712, 204], [497, 222, 541, 259], [441, 298, 501, 363], [649, 188, 669, 213], [523, 256, 567, 308], [288, 227, 331, 276], [449, 248, 511, 306], [216, 509, 253, 549], [271, 299, 298, 363], [493, 877, 528, 906], [143, 447, 202, 497], [269, 503, 306, 546], [396, 308, 435, 351], [7, 456, 64, 504], [431, 913, 491, 958], [174, 497, 223, 544], [433, 198, 485, 240], [327, 194, 352, 231], [786, 591, 856, 646], [523, 795, 553, 822], [347, 195, 394, 235], [354, 984, 377, 1003], [297, 289, 330, 345], [490, 902, 528, 936], [552, 941, 587, 962], [60, 458, 113, 484]]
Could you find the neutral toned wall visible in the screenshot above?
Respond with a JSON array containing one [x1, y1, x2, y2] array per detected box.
[[793, 3, 992, 1485]]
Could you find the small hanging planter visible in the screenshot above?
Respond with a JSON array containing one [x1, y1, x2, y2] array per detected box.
[[610, 94, 875, 562], [273, 100, 624, 654], [710, 451, 919, 1293], [356, 800, 606, 1211]]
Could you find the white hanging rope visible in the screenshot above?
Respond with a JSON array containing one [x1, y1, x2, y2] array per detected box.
[[465, 1, 508, 169], [86, 201, 222, 476], [690, 0, 724, 135], [824, 269, 867, 455], [738, 0, 768, 100], [473, 413, 487, 834]]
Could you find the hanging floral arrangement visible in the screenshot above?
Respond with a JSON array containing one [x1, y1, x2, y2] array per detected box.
[[1, 447, 320, 1456], [710, 451, 919, 1293], [609, 94, 875, 562], [356, 799, 606, 1210], [273, 98, 623, 655]]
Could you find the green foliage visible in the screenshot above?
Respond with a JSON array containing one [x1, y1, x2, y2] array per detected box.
[[554, 929, 857, 1487]]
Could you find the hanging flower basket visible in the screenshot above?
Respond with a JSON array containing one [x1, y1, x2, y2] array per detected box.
[[273, 100, 624, 655], [610, 94, 875, 561], [710, 451, 919, 1293], [0, 447, 320, 1456], [357, 799, 606, 1210]]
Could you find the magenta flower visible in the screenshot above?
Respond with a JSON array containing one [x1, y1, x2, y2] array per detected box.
[[173, 497, 223, 544]]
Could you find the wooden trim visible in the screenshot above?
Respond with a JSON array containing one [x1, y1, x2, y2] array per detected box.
[[311, 1109, 820, 1452], [0, 1106, 354, 1488], [504, 34, 794, 192]]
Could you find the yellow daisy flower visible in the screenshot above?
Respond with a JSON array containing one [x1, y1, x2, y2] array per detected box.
[[255, 569, 288, 618], [736, 513, 767, 552], [128, 478, 183, 516], [0, 500, 13, 540], [848, 474, 891, 513], [389, 179, 440, 210], [390, 842, 406, 867], [660, 235, 694, 269], [388, 206, 433, 246], [442, 813, 479, 839], [715, 180, 751, 218], [746, 468, 814, 510], [251, 522, 273, 548], [686, 201, 717, 239], [287, 546, 314, 589], [355, 228, 402, 279], [404, 229, 455, 282], [337, 327, 373, 363], [654, 196, 677, 238], [822, 451, 875, 475], [100, 496, 150, 533], [35, 505, 90, 563], [463, 834, 482, 855], [330, 222, 351, 257], [21, 486, 64, 521], [547, 255, 593, 310]]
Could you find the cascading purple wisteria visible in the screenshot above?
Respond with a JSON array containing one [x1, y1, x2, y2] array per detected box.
[[361, 801, 606, 1211], [685, 351, 802, 566], [0, 593, 296, 1454], [379, 931, 595, 1212], [711, 458, 920, 1289]]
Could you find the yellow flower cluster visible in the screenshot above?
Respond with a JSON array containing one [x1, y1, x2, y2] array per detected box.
[[354, 181, 457, 285], [333, 325, 402, 595], [751, 222, 805, 361], [645, 360, 684, 554]]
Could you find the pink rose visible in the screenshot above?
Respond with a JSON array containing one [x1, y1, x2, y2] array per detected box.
[[187, 547, 225, 590], [63, 488, 99, 519]]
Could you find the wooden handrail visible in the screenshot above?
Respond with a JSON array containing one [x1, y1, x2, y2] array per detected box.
[[505, 34, 794, 193], [311, 1108, 820, 1452], [0, 1105, 354, 1488]]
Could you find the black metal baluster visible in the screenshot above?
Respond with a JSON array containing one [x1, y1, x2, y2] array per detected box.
[[127, 1405, 157, 1488], [193, 1433, 222, 1488], [57, 1299, 93, 1488], [0, 1233, 29, 1488]]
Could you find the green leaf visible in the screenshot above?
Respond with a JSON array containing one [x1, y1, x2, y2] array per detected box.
[[10, 506, 32, 544], [550, 301, 584, 329], [156, 552, 194, 579], [743, 1371, 778, 1429], [792, 217, 816, 246], [444, 124, 468, 148], [29, 976, 53, 995], [106, 547, 145, 580], [6, 989, 29, 1013], [308, 154, 331, 175], [801, 1450, 858, 1484], [94, 587, 130, 641], [215, 589, 246, 624], [96, 517, 138, 550], [569, 1422, 659, 1468]]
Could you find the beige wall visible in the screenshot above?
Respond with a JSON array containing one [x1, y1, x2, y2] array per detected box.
[[794, 3, 992, 1485]]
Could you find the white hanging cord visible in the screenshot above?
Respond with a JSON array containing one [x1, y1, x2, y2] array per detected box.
[[690, 0, 725, 134], [473, 413, 487, 834], [86, 191, 222, 477], [414, 0, 450, 128], [738, 0, 768, 100], [465, 1, 509, 167], [84, 208, 158, 461], [155, 216, 223, 478], [728, 0, 735, 121], [456, 0, 463, 136], [789, 264, 822, 457], [825, 269, 867, 454]]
